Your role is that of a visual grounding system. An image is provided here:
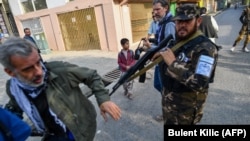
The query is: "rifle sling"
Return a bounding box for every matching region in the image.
[128,30,203,82]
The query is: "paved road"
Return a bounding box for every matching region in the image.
[0,6,249,141]
[199,6,250,125]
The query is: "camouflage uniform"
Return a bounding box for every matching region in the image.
[160,5,219,125]
[231,6,250,52]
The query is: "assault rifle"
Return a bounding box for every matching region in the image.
[109,34,174,96]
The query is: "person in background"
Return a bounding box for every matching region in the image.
[235,2,238,9]
[0,33,4,44]
[23,28,37,45]
[158,4,218,135]
[118,38,136,100]
[23,28,41,53]
[199,7,219,43]
[0,107,31,141]
[0,37,121,141]
[148,12,159,39]
[143,0,176,122]
[231,6,250,53]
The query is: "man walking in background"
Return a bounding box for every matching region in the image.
[231,6,250,53]
[199,7,219,43]
[23,28,41,53]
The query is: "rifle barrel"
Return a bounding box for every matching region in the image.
[109,34,174,96]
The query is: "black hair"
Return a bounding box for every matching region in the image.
[23,27,30,32]
[120,38,129,46]
[152,0,169,7]
[200,7,207,15]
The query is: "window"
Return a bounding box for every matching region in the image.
[34,0,47,10]
[20,0,47,13]
[21,0,34,13]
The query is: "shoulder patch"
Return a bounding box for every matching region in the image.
[195,55,215,77]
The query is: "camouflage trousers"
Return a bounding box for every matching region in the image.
[233,25,250,48]
[120,72,134,94]
[162,89,208,125]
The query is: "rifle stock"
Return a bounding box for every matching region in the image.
[109,34,174,96]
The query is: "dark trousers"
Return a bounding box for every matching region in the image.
[153,65,162,93]
[42,134,74,141]
[42,130,75,141]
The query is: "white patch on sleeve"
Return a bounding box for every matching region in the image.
[195,55,215,77]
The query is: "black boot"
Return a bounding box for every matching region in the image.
[232,42,236,47]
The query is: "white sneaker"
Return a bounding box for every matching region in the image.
[230,47,235,52]
[243,48,249,53]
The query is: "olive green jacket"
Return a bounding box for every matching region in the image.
[6,61,111,141]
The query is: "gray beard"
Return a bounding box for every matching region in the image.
[16,74,44,88]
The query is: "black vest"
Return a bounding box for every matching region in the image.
[155,13,173,45]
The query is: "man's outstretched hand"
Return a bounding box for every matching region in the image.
[99,101,121,121]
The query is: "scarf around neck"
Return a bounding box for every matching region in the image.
[9,62,66,132]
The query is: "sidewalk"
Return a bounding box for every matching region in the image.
[41,50,119,76]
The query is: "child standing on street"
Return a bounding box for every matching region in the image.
[118,38,136,100]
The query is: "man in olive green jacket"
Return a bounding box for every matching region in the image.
[0,37,121,141]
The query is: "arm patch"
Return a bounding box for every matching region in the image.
[195,55,215,78]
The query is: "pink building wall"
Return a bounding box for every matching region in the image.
[14,0,132,52]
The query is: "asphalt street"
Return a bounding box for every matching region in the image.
[0,6,249,141]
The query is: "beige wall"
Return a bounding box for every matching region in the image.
[14,0,132,52]
[112,5,133,51]
[40,15,58,51]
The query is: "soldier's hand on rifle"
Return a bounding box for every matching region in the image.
[151,52,161,61]
[160,48,176,66]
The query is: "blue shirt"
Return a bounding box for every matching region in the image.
[148,20,158,35]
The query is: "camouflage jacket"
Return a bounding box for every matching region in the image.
[5,61,110,141]
[160,32,219,94]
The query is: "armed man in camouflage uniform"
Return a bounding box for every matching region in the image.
[158,4,219,128]
[231,5,250,52]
